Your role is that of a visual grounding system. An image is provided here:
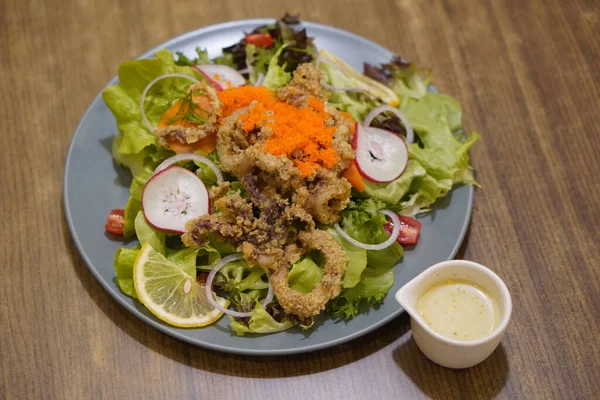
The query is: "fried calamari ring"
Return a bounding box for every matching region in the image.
[304,170,351,225]
[271,229,347,318]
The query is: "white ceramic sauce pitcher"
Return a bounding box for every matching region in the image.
[395,260,512,369]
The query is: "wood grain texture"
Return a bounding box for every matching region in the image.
[1,0,599,398]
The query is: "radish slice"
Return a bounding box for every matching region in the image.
[139,73,199,133]
[334,210,401,251]
[154,153,224,182]
[205,253,274,318]
[354,124,408,183]
[191,66,223,91]
[195,64,246,89]
[142,165,210,234]
[363,105,414,144]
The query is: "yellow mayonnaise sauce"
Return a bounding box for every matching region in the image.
[416,280,500,341]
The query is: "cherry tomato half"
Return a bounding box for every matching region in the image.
[244,33,274,48]
[105,209,125,235]
[384,215,421,245]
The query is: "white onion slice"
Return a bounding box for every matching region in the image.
[320,81,366,93]
[315,56,342,72]
[139,73,199,133]
[255,72,265,87]
[205,253,274,318]
[154,152,223,182]
[316,56,367,93]
[363,105,414,144]
[334,210,401,251]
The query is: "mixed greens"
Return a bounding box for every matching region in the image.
[103,14,479,335]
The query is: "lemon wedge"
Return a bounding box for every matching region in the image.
[133,242,228,327]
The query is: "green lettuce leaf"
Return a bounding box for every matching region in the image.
[328,264,395,320]
[245,44,277,85]
[262,45,292,91]
[212,53,237,68]
[230,303,296,336]
[165,247,199,278]
[327,229,367,288]
[362,160,427,205]
[175,48,210,66]
[338,198,390,242]
[123,197,141,238]
[134,211,165,255]
[287,257,322,293]
[391,64,432,101]
[215,260,269,293]
[402,93,464,150]
[114,246,140,298]
[121,168,152,237]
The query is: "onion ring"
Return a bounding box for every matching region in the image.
[255,72,265,87]
[139,73,199,133]
[154,152,224,182]
[334,210,401,250]
[363,105,414,144]
[205,253,274,318]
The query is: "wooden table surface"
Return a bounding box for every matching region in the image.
[2,0,599,398]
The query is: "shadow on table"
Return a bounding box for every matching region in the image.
[63,210,411,377]
[392,336,508,399]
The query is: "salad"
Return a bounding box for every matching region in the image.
[103,14,479,335]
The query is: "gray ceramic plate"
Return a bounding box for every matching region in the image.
[64,19,473,356]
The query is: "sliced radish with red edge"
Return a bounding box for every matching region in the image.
[191,66,223,91]
[194,64,246,89]
[354,124,408,183]
[142,165,210,234]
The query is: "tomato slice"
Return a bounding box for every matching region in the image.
[384,215,421,245]
[105,209,125,235]
[244,33,274,48]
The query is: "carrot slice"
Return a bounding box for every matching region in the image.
[159,94,217,154]
[166,132,217,155]
[158,95,211,129]
[195,131,217,154]
[166,139,198,154]
[343,160,366,192]
[340,111,355,125]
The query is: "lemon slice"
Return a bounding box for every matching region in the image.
[133,242,228,327]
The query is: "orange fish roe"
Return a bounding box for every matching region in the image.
[217,86,275,118]
[217,87,338,177]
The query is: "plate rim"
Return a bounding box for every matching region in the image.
[63,18,474,356]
